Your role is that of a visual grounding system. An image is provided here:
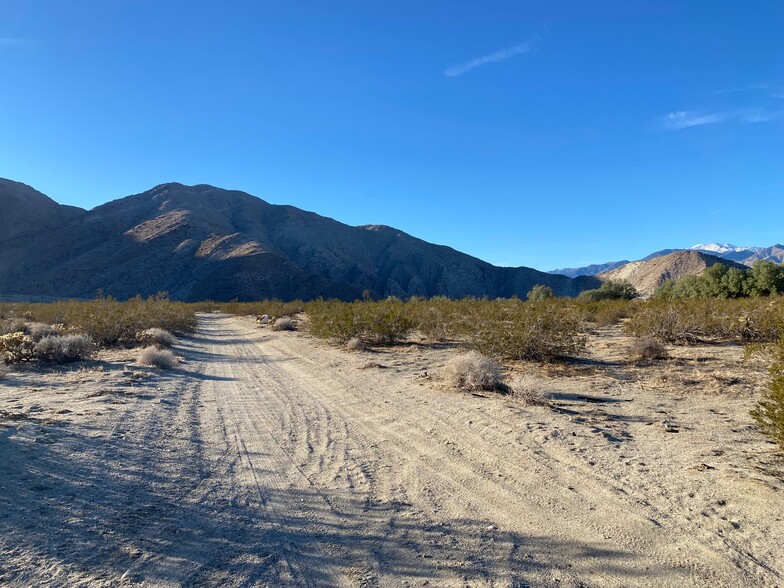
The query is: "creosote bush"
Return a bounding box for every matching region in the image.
[138,346,178,369]
[0,294,197,348]
[306,298,413,345]
[527,284,554,301]
[442,351,504,393]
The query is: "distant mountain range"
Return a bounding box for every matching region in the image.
[550,243,783,278]
[0,178,600,302]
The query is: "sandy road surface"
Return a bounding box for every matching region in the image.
[1,313,782,587]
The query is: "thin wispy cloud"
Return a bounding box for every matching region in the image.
[444,37,538,77]
[656,108,783,131]
[658,110,726,131]
[711,83,768,95]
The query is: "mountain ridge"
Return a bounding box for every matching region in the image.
[0,179,600,302]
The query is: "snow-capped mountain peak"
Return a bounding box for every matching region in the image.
[689,243,761,254]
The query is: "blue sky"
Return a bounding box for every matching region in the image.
[1,1,782,270]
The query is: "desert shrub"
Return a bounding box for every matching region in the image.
[26,322,62,341]
[629,336,668,362]
[626,298,784,344]
[137,327,177,347]
[751,335,784,452]
[527,284,554,301]
[2,294,197,347]
[306,299,413,344]
[442,351,504,392]
[0,332,35,364]
[0,319,28,336]
[211,299,305,318]
[271,317,297,331]
[463,299,585,361]
[510,373,551,405]
[138,346,178,369]
[34,334,94,363]
[578,280,639,302]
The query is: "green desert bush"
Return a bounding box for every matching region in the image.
[34,334,94,363]
[306,299,413,344]
[578,280,639,302]
[655,261,784,300]
[138,346,178,369]
[527,284,554,301]
[442,351,504,393]
[751,335,784,452]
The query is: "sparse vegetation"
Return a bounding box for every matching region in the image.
[138,346,178,369]
[306,298,413,344]
[751,335,784,452]
[626,298,784,344]
[442,351,504,393]
[345,336,367,351]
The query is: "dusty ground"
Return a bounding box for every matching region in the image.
[1,313,782,587]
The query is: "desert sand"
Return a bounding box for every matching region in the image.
[1,313,782,587]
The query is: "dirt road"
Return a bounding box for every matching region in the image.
[1,313,782,586]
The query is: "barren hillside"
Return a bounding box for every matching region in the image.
[598,251,746,297]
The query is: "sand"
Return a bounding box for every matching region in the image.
[1,313,782,586]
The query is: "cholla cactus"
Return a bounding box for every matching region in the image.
[0,332,35,364]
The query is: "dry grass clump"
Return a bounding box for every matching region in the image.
[442,351,505,393]
[509,373,552,406]
[137,327,177,347]
[345,336,367,351]
[271,317,297,331]
[138,346,178,369]
[34,334,94,363]
[629,336,668,362]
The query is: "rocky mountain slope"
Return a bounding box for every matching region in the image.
[547,260,629,278]
[598,250,747,298]
[0,180,600,301]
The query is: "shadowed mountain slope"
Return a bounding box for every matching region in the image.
[0,181,600,301]
[0,179,84,243]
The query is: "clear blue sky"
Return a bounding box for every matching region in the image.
[1,1,782,270]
